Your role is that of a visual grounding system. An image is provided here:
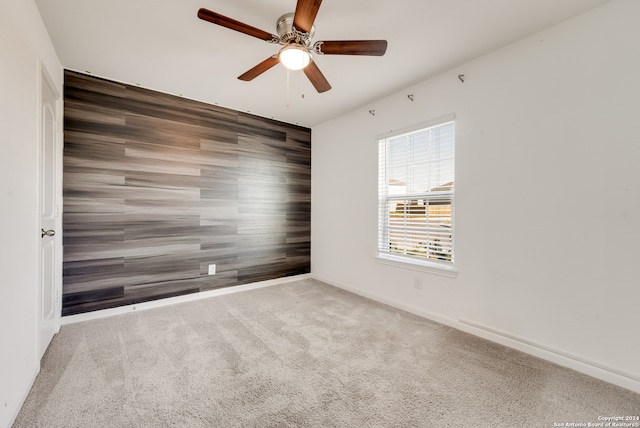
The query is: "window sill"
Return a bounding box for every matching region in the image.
[375,254,458,278]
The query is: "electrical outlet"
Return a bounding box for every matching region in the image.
[208,264,216,275]
[414,277,422,290]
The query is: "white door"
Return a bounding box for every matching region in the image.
[39,73,60,359]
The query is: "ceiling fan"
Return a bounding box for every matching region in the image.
[197,0,388,93]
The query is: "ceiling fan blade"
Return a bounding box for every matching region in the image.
[303,61,331,93]
[198,8,277,41]
[315,40,388,56]
[293,0,323,33]
[238,56,280,81]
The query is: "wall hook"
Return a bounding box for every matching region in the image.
[458,74,465,83]
[407,94,414,101]
[369,110,376,116]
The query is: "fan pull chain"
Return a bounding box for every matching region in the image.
[286,68,290,107]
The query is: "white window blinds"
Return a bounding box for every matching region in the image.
[378,120,455,266]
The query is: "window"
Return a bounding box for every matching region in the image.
[377,118,455,271]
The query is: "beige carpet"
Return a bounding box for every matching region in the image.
[14,278,639,427]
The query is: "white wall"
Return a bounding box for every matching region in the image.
[312,0,640,393]
[0,1,62,426]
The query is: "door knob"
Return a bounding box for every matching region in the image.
[41,229,55,238]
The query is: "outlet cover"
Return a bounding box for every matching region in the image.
[208,264,216,275]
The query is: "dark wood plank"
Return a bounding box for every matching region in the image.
[62,70,311,315]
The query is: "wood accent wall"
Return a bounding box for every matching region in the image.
[62,71,311,316]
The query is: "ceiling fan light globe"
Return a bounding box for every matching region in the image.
[279,45,311,70]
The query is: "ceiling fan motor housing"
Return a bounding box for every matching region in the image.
[277,13,315,46]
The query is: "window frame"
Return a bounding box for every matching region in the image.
[375,114,457,277]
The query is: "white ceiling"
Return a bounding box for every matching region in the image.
[35,0,609,128]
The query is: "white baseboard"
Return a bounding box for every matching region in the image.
[3,361,39,428]
[313,274,460,328]
[62,274,311,325]
[312,274,640,394]
[456,319,640,393]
